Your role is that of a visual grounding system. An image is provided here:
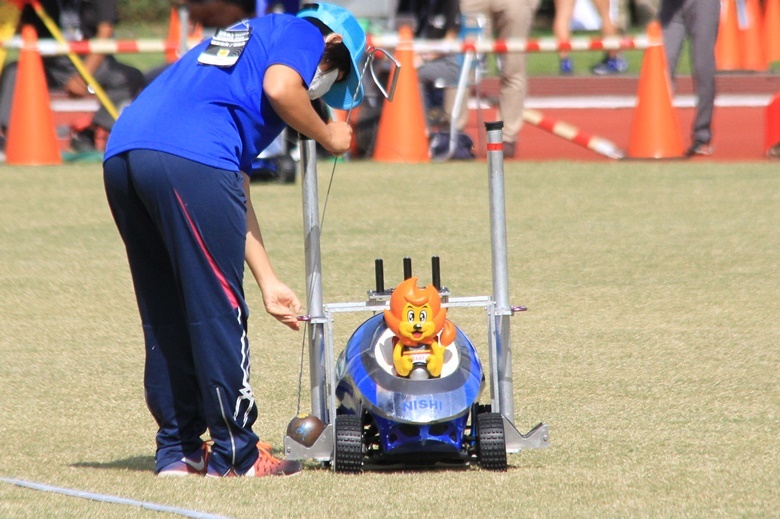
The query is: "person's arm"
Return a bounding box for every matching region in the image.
[263,64,352,155]
[243,172,302,330]
[64,21,112,97]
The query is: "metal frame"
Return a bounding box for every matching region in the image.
[284,123,549,462]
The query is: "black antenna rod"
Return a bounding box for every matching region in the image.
[375,258,384,293]
[431,255,441,290]
[403,257,412,280]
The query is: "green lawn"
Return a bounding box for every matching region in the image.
[0,159,777,518]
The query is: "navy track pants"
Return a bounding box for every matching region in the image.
[104,150,259,475]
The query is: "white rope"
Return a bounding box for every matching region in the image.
[1,477,233,519]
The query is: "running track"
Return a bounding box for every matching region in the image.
[49,73,778,162]
[468,74,779,161]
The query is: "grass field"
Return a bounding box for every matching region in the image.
[0,159,778,518]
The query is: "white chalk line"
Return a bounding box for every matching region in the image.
[1,477,234,519]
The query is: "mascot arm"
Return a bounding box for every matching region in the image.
[426,340,446,378]
[393,339,413,377]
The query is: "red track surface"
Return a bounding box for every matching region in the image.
[49,74,778,161]
[466,74,778,161]
[465,105,767,161]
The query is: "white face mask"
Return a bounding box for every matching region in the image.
[307,66,339,100]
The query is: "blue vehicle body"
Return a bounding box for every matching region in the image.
[335,313,485,461]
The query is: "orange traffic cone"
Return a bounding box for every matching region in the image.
[764,0,780,63]
[740,0,767,71]
[627,21,684,159]
[166,7,202,63]
[715,0,743,71]
[372,26,429,163]
[5,25,61,165]
[191,20,203,41]
[165,7,180,63]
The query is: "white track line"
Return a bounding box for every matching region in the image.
[51,94,770,114]
[1,477,233,519]
[524,94,772,109]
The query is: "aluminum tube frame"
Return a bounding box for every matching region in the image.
[291,127,549,458]
[485,121,515,423]
[299,136,328,423]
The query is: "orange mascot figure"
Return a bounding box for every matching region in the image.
[383,277,456,378]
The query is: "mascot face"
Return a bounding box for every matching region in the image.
[398,301,436,343]
[384,277,447,346]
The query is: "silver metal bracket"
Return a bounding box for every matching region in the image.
[284,424,334,462]
[503,419,551,453]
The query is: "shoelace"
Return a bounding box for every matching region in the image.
[252,446,287,476]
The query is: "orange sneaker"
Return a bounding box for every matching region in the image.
[206,442,302,477]
[244,442,302,476]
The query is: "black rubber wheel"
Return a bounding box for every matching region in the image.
[334,415,364,474]
[275,155,297,184]
[477,412,507,471]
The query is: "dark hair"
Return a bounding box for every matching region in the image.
[302,17,351,82]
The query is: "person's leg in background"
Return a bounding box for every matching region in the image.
[659,0,687,78]
[590,0,629,74]
[460,0,538,157]
[490,0,539,157]
[417,54,463,129]
[553,0,576,74]
[684,0,719,154]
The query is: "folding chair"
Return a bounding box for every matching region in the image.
[431,12,487,161]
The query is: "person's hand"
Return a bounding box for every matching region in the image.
[261,279,302,331]
[64,74,88,97]
[322,120,353,156]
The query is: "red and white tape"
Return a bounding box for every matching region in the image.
[0,34,658,56]
[366,34,658,54]
[523,109,625,159]
[0,37,193,55]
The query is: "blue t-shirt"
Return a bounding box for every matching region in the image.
[105,15,323,172]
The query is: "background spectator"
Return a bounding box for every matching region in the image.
[0,0,145,153]
[553,0,628,75]
[659,0,719,156]
[460,0,539,157]
[399,0,465,131]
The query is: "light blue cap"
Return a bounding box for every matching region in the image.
[297,3,365,110]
